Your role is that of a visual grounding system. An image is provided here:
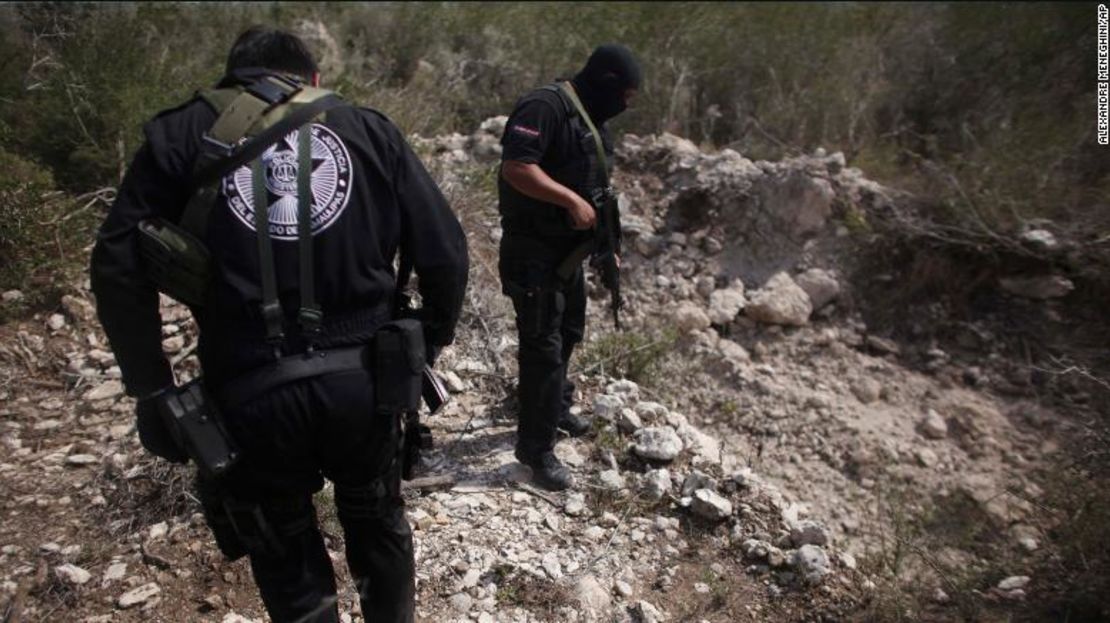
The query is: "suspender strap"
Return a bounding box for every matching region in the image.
[251,157,284,345]
[558,81,610,183]
[296,125,322,340]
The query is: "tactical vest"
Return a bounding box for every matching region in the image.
[137,73,344,353]
[498,82,613,239]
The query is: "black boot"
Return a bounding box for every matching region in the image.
[557,412,592,437]
[515,449,575,491]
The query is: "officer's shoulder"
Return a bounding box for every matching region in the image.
[147,93,216,127]
[325,103,401,137]
[517,86,567,113]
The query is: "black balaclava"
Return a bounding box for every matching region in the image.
[570,44,642,124]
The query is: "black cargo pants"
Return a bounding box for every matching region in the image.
[499,240,587,459]
[197,368,414,623]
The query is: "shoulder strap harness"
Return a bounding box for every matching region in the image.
[182,74,344,356]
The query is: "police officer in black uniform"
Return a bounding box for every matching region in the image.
[499,45,641,491]
[90,27,468,622]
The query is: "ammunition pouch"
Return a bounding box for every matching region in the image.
[137,218,212,308]
[154,379,239,478]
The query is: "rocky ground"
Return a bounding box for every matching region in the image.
[0,120,1077,622]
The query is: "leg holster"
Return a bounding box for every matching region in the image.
[198,477,313,560]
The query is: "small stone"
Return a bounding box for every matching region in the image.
[599,512,620,528]
[614,579,634,598]
[54,563,92,585]
[792,545,831,583]
[680,471,717,497]
[83,380,123,402]
[564,496,586,517]
[1020,229,1058,251]
[850,378,882,404]
[605,379,640,400]
[460,568,481,589]
[598,469,625,490]
[616,408,643,434]
[441,371,466,393]
[745,273,812,327]
[1000,275,1073,299]
[707,281,746,325]
[997,576,1030,591]
[795,268,840,310]
[573,575,611,612]
[202,594,224,610]
[915,447,939,468]
[541,552,562,579]
[694,582,711,594]
[790,520,830,547]
[641,469,672,500]
[65,454,98,466]
[118,582,161,608]
[47,314,67,331]
[633,600,666,623]
[1018,537,1039,552]
[866,335,901,356]
[690,488,732,521]
[1,290,24,304]
[148,522,168,541]
[933,587,950,603]
[671,301,712,333]
[632,426,684,462]
[448,592,472,613]
[583,526,605,541]
[838,552,857,570]
[919,410,948,439]
[593,394,625,420]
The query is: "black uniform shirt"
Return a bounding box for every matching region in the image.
[90,73,469,394]
[498,85,613,245]
[501,87,613,177]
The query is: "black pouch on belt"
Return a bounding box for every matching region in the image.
[156,379,240,478]
[373,319,425,413]
[137,218,211,308]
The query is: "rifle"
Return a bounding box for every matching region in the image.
[556,186,623,330]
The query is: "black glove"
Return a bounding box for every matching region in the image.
[135,389,188,463]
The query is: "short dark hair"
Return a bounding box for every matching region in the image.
[225,26,318,80]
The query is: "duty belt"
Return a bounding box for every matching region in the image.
[217,344,370,410]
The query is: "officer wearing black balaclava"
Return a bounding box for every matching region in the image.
[498,44,642,491]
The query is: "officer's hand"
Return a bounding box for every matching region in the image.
[567,196,597,230]
[135,389,188,463]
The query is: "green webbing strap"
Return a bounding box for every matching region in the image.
[179,88,343,238]
[558,81,611,182]
[554,82,611,281]
[296,124,322,341]
[251,157,283,345]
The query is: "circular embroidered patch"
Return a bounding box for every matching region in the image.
[223,124,353,240]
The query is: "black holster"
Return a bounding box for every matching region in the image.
[373,319,430,480]
[155,379,239,478]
